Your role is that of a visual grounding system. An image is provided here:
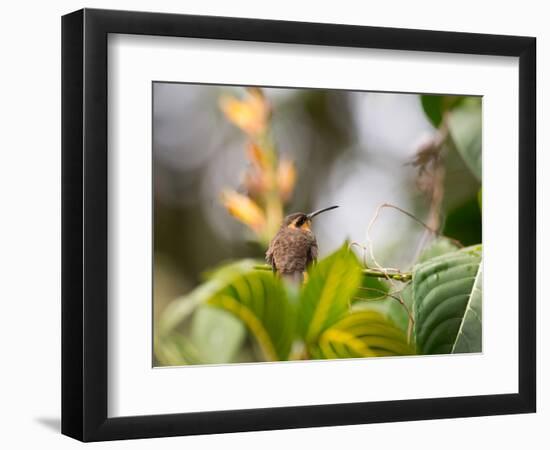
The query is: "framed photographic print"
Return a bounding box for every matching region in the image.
[61,8,536,442]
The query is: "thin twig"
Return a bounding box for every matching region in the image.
[370,203,439,237]
[365,202,436,289]
[354,287,415,344]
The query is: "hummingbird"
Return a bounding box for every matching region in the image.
[265,206,339,283]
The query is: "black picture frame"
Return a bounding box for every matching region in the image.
[61,8,536,442]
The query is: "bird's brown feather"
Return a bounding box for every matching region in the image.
[266,226,317,276]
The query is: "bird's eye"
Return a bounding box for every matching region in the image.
[296,216,306,227]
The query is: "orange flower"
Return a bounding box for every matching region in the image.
[242,172,267,198]
[276,158,297,202]
[244,142,276,195]
[221,190,266,232]
[219,88,270,137]
[247,142,270,171]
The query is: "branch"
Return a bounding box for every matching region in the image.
[362,268,412,282]
[253,264,412,282]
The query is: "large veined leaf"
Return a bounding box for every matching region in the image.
[208,270,295,361]
[452,264,482,353]
[297,245,363,344]
[448,98,482,181]
[413,245,482,355]
[310,311,415,359]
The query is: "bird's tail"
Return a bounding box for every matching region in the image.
[281,271,304,285]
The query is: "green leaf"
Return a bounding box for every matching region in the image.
[190,306,246,364]
[352,278,411,337]
[452,264,482,353]
[158,259,258,335]
[158,259,295,362]
[154,332,203,366]
[389,283,414,338]
[448,98,482,181]
[418,237,461,263]
[421,95,465,128]
[311,311,416,359]
[443,196,482,246]
[208,270,296,361]
[298,245,363,343]
[413,245,482,354]
[421,95,445,128]
[353,275,389,301]
[477,188,482,210]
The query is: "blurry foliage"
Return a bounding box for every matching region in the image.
[208,266,296,361]
[154,88,483,366]
[156,243,482,364]
[443,196,482,246]
[420,94,482,184]
[298,245,362,344]
[421,96,446,128]
[190,306,246,364]
[417,236,461,263]
[311,310,415,359]
[448,98,482,181]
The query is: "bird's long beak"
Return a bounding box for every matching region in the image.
[307,205,339,219]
